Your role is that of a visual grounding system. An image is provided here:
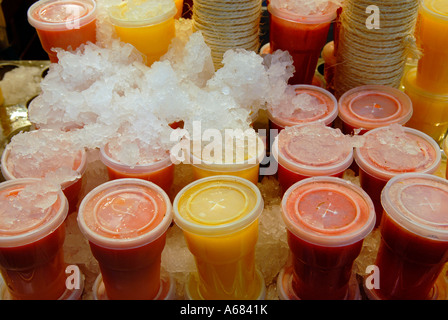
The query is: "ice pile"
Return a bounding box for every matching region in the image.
[0,66,43,106]
[270,0,342,16]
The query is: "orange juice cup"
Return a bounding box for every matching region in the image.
[279,176,376,300]
[444,136,448,179]
[338,85,413,136]
[415,0,448,94]
[108,0,176,66]
[354,125,441,227]
[272,122,353,194]
[100,143,174,196]
[27,0,97,63]
[77,179,174,300]
[321,41,336,94]
[173,175,265,300]
[174,0,184,19]
[366,173,448,300]
[0,178,83,300]
[403,67,448,145]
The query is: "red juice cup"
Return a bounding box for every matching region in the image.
[0,178,83,300]
[367,173,448,300]
[27,0,97,63]
[272,122,353,194]
[279,176,376,300]
[100,143,175,196]
[338,85,413,135]
[354,125,441,228]
[77,178,174,300]
[268,0,339,85]
[267,84,338,133]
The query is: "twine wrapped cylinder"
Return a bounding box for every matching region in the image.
[334,0,420,98]
[193,0,262,69]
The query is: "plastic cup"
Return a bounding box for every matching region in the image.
[1,134,87,214]
[272,122,353,193]
[108,0,176,66]
[174,0,183,19]
[100,143,174,196]
[268,1,339,85]
[173,175,265,300]
[321,41,336,94]
[280,176,376,300]
[415,0,448,94]
[77,178,173,300]
[267,84,338,132]
[189,135,265,185]
[444,136,448,179]
[403,67,448,145]
[27,0,97,63]
[0,178,83,300]
[367,173,448,300]
[354,125,441,227]
[338,85,413,135]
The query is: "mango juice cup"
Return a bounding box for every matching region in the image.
[403,67,448,145]
[279,176,376,300]
[0,178,83,300]
[77,179,174,300]
[354,125,441,228]
[366,173,448,300]
[272,122,353,194]
[173,175,265,300]
[415,0,448,94]
[338,85,413,135]
[108,0,176,66]
[27,0,97,63]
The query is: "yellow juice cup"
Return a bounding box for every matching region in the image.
[108,0,176,66]
[415,0,448,93]
[174,0,183,19]
[403,67,448,145]
[173,175,265,300]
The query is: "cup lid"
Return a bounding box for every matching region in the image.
[27,0,97,31]
[403,68,448,100]
[173,175,264,236]
[267,85,338,128]
[267,0,339,24]
[338,85,413,131]
[381,173,448,241]
[354,125,441,181]
[108,0,176,27]
[0,178,68,248]
[77,178,172,249]
[281,176,376,247]
[273,122,353,176]
[422,0,448,19]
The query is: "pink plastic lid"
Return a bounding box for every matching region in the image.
[354,125,441,181]
[28,0,97,31]
[282,176,376,247]
[268,0,339,24]
[273,122,353,176]
[381,173,448,241]
[268,85,338,128]
[0,178,68,248]
[77,179,172,249]
[338,85,413,131]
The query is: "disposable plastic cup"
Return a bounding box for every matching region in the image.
[268,1,339,85]
[108,0,176,66]
[321,41,336,94]
[368,173,448,300]
[27,0,97,63]
[444,136,448,179]
[100,143,174,196]
[189,135,265,185]
[338,85,413,135]
[174,0,183,19]
[280,176,376,300]
[267,84,338,132]
[354,125,441,227]
[1,134,87,214]
[272,122,353,193]
[77,178,173,300]
[173,175,265,300]
[403,67,448,145]
[415,0,448,94]
[0,178,83,300]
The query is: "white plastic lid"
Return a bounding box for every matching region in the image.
[381,173,448,241]
[422,0,448,20]
[77,178,172,249]
[0,178,68,248]
[108,0,176,27]
[27,0,97,31]
[281,176,376,247]
[268,0,339,24]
